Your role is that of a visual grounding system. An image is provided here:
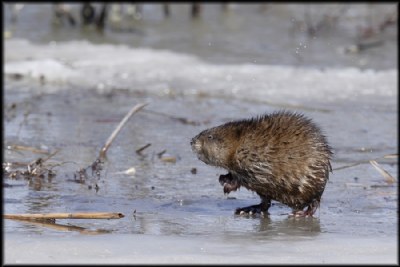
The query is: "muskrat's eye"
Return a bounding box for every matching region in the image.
[208,134,213,140]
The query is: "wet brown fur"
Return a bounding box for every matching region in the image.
[191,111,333,215]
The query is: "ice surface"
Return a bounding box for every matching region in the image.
[4,232,397,264]
[4,39,397,106]
[4,38,398,264]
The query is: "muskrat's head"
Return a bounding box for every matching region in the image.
[191,123,241,169]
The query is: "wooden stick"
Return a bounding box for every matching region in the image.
[7,145,50,155]
[383,154,398,159]
[369,160,396,184]
[334,161,364,171]
[41,149,61,163]
[4,212,125,220]
[334,153,397,171]
[99,102,148,159]
[136,143,151,154]
[143,109,201,125]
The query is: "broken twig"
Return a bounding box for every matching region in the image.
[4,212,125,221]
[136,143,151,155]
[369,160,396,184]
[7,145,50,155]
[99,102,148,159]
[334,153,397,171]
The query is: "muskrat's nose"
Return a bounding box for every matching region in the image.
[191,137,202,151]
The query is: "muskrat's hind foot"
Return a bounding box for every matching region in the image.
[290,199,320,218]
[235,204,266,216]
[235,199,271,216]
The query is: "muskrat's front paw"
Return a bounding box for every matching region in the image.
[234,204,268,216]
[219,173,240,194]
[219,173,233,185]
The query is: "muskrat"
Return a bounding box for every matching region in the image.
[190,111,332,217]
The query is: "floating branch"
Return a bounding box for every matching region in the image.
[4,212,125,222]
[136,143,151,155]
[99,102,148,159]
[369,160,396,184]
[35,149,60,164]
[160,156,177,163]
[157,149,167,158]
[7,145,51,155]
[333,153,397,171]
[69,102,147,188]
[383,154,398,159]
[334,161,363,171]
[143,109,202,125]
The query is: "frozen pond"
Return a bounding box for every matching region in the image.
[3,3,398,264]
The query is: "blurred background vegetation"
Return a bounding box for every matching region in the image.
[4,3,398,69]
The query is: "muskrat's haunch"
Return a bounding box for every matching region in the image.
[191,111,333,217]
